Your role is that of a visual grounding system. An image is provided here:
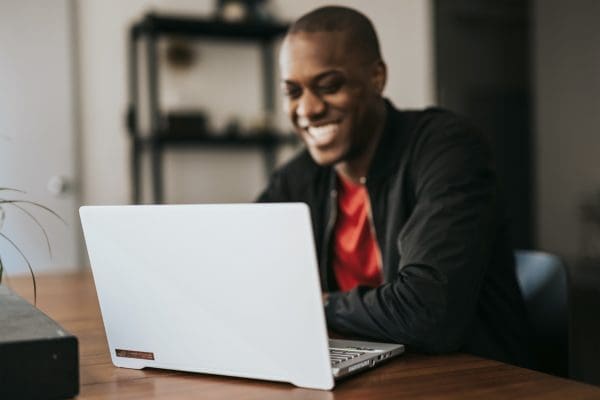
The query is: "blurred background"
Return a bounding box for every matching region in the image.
[0,0,599,385]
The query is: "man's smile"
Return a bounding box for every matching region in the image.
[298,119,343,147]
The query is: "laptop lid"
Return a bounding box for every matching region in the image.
[80,203,334,390]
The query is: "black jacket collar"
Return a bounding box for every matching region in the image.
[366,99,408,182]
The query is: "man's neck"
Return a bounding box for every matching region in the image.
[335,99,386,184]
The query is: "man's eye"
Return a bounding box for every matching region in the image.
[318,82,342,94]
[283,86,301,99]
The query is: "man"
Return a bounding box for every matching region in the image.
[258,6,532,368]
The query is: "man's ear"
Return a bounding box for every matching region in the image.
[372,60,387,95]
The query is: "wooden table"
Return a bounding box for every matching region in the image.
[8,272,600,399]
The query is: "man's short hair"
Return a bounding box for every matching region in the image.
[288,6,382,63]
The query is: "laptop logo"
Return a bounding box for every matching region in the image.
[115,349,155,360]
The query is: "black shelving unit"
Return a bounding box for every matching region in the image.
[127,13,294,204]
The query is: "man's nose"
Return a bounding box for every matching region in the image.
[296,90,325,120]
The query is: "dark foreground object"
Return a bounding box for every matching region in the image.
[0,284,79,399]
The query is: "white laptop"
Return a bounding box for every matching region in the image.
[80,203,404,390]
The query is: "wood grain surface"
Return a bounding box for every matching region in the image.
[6,272,600,399]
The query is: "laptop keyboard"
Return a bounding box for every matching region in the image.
[329,347,368,366]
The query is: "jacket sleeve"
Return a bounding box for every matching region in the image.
[325,119,498,353]
[256,169,291,203]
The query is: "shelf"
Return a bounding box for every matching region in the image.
[135,132,298,148]
[132,14,289,41]
[128,12,290,203]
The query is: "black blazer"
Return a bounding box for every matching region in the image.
[258,100,533,368]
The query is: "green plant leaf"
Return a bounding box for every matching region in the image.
[0,231,37,305]
[0,199,66,225]
[7,203,53,258]
[0,188,26,193]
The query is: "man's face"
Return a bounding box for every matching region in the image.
[279,31,385,166]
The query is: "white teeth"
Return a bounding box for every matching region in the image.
[297,117,310,129]
[307,123,338,141]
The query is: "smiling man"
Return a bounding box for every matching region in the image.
[258,6,532,367]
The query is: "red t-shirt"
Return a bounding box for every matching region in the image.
[333,175,383,292]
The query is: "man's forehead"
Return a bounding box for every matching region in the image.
[280,31,356,72]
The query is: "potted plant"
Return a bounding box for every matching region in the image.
[0,187,64,304]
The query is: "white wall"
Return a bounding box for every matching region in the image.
[77,0,434,206]
[0,0,80,274]
[534,0,600,263]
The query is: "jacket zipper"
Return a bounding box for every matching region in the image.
[321,186,338,291]
[365,179,384,282]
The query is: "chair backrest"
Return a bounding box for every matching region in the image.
[514,250,569,377]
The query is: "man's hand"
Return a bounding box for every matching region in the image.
[322,292,330,306]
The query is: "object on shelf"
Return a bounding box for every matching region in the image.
[163,111,208,136]
[215,0,274,23]
[165,38,197,70]
[224,117,242,137]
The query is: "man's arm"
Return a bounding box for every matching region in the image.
[325,120,498,353]
[256,169,291,203]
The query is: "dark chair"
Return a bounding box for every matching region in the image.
[514,250,569,377]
